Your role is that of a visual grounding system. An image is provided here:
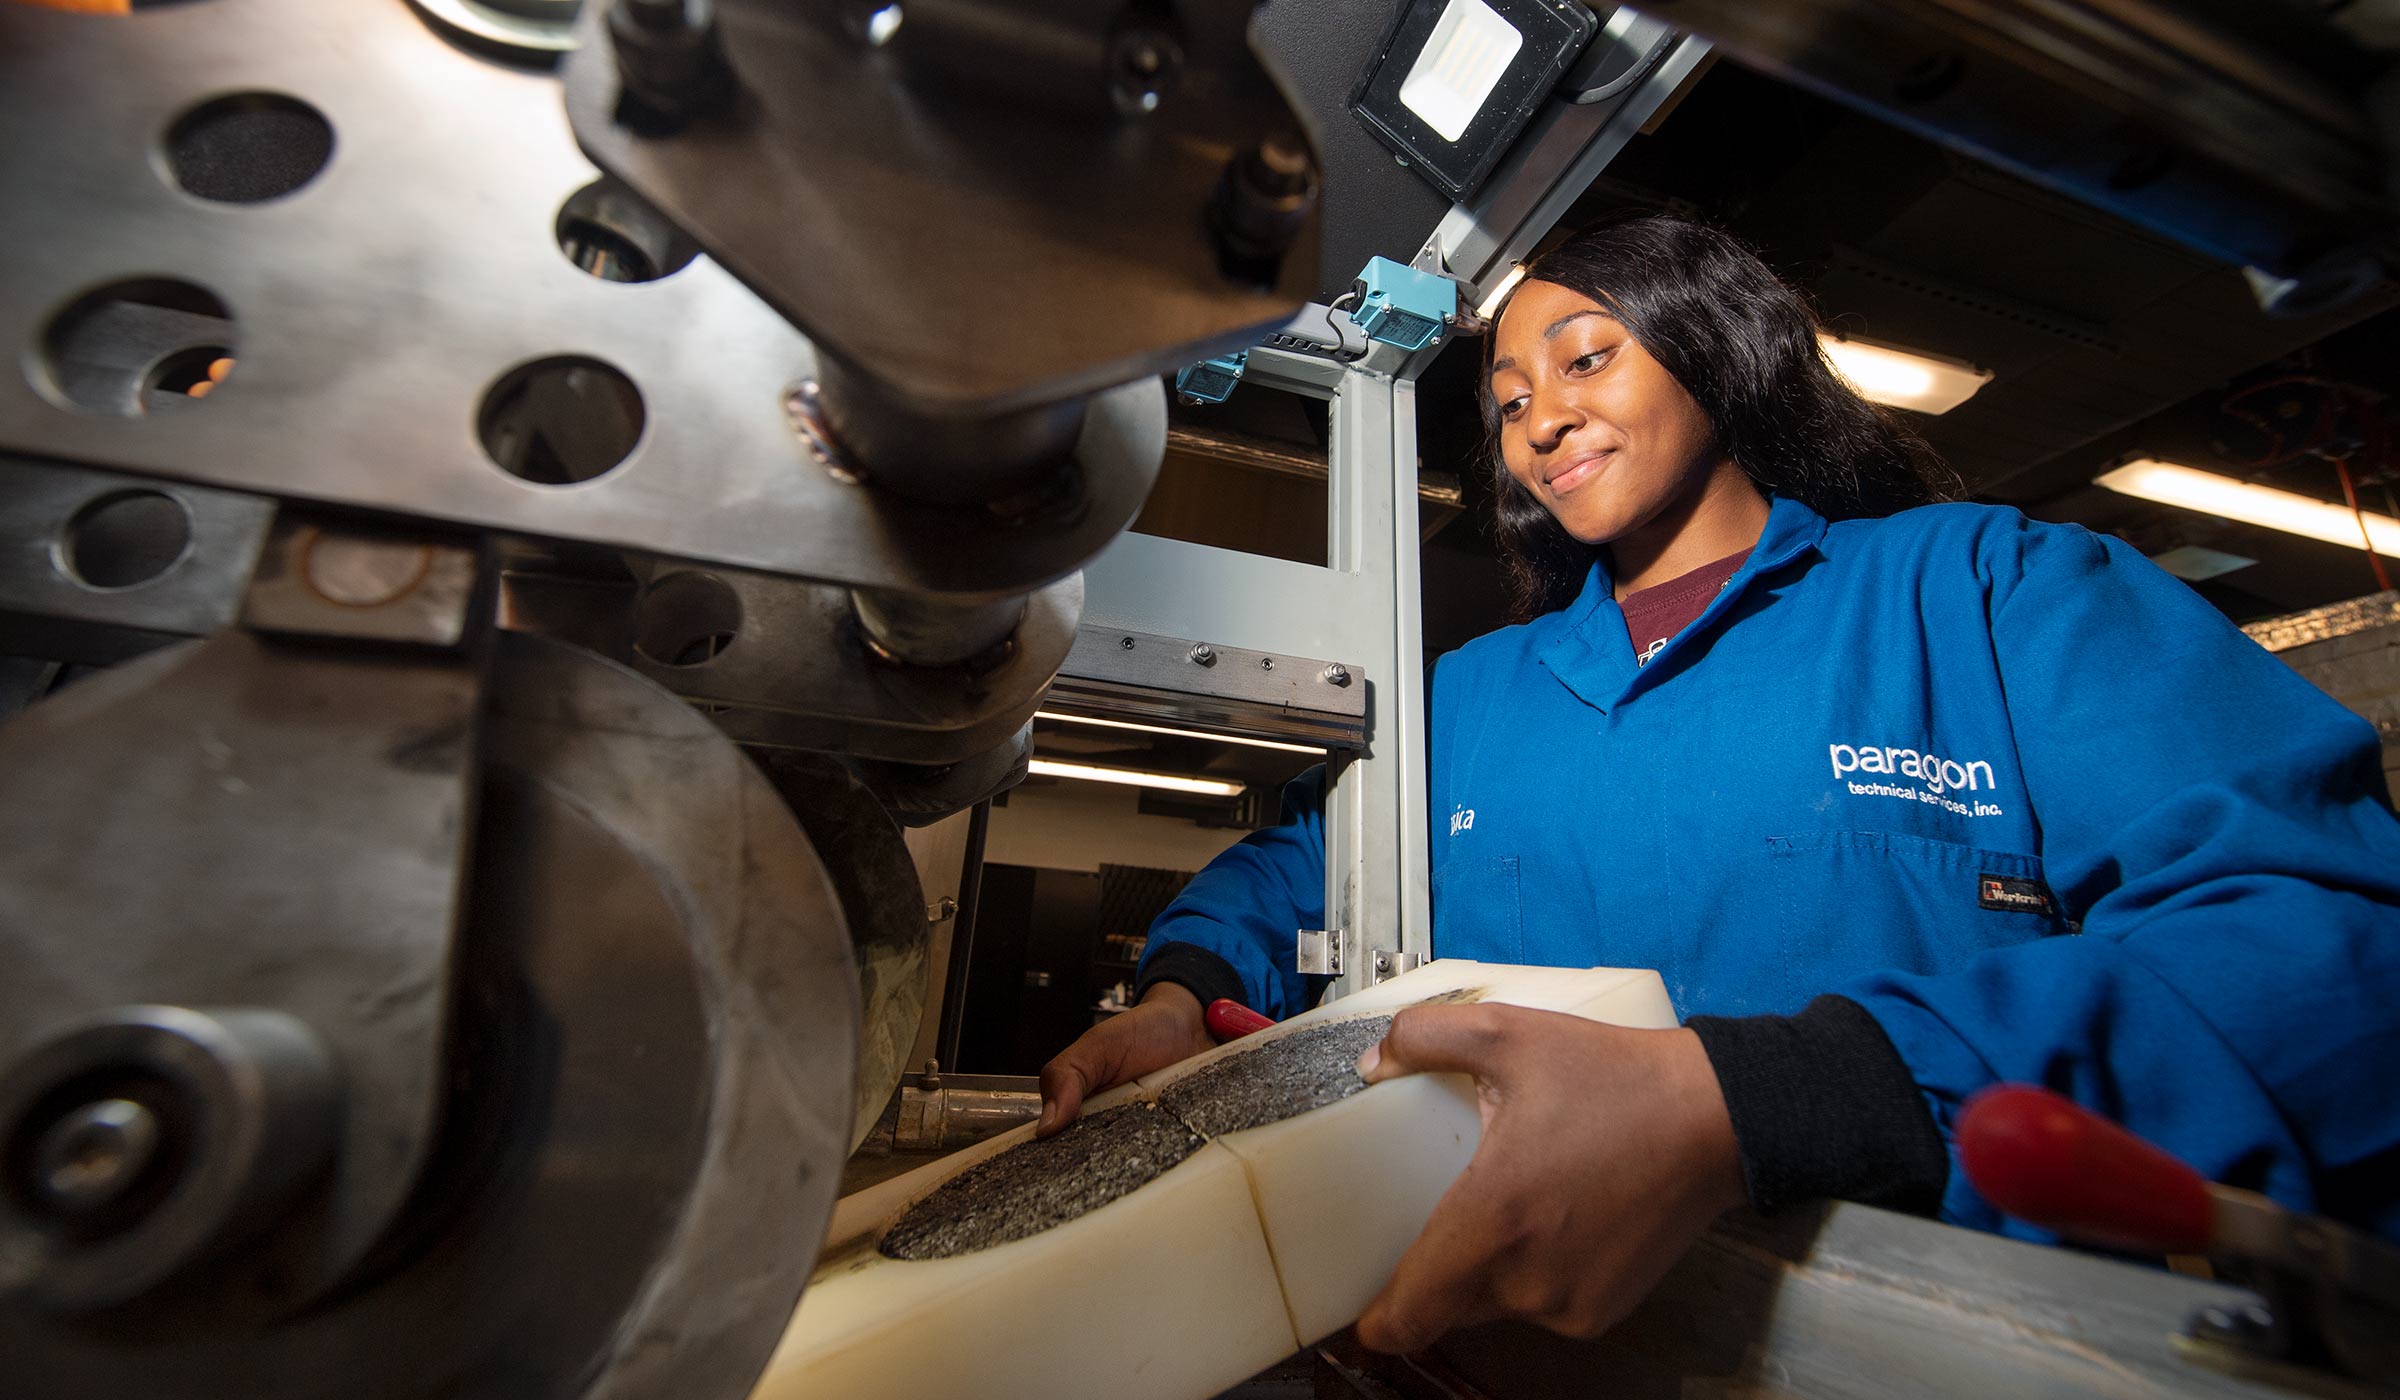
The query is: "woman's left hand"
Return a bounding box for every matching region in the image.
[1352,1005,1749,1353]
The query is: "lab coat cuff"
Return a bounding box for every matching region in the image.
[1135,941,1249,1012]
[1688,994,1950,1217]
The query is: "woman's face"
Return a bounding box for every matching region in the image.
[1488,279,1725,546]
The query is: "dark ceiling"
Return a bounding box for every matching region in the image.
[1417,57,2400,636]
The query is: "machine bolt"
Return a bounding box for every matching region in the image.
[1188,643,1215,666]
[2188,1301,2281,1354]
[1209,133,1318,284]
[610,0,733,129]
[1248,136,1312,197]
[1321,663,1350,686]
[32,1098,161,1214]
[1107,27,1182,116]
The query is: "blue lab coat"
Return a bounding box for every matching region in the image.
[1138,494,2400,1238]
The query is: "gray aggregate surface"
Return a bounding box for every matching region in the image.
[877,1011,1410,1261]
[878,1104,1200,1260]
[1157,1014,1394,1139]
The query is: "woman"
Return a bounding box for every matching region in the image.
[1037,215,2400,1352]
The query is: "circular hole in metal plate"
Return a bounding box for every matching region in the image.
[57,490,194,590]
[633,572,742,667]
[161,93,334,204]
[555,177,700,283]
[33,279,237,417]
[406,0,583,62]
[476,355,644,485]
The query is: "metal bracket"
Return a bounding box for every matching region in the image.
[1296,928,1341,977]
[1372,949,1425,983]
[1051,624,1368,750]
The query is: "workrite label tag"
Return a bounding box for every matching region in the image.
[1978,874,2056,917]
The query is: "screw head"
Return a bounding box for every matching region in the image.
[1321,663,1350,686]
[1259,657,1274,671]
[1119,635,1136,650]
[1188,644,1215,666]
[33,1098,161,1214]
[301,531,433,608]
[2188,1300,2280,1352]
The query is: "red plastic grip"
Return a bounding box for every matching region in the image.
[1957,1084,2216,1254]
[1204,999,1276,1043]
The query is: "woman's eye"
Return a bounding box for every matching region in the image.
[1499,396,1528,419]
[1568,349,1609,374]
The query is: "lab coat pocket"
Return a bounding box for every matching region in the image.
[1765,830,2064,1005]
[1430,855,1523,964]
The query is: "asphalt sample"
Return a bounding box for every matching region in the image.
[878,1103,1201,1260]
[1156,1013,1394,1139]
[878,1010,1416,1260]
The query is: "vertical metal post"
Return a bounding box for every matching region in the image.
[933,800,993,1070]
[1320,364,1431,998]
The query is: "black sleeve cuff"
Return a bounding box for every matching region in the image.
[1687,994,1949,1217]
[1135,941,1248,1011]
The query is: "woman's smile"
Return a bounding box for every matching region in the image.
[1544,448,1616,495]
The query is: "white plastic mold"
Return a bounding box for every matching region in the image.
[759,960,1677,1399]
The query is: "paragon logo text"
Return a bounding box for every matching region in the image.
[1829,743,2005,817]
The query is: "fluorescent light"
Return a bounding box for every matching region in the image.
[1475,263,1527,322]
[1035,711,1323,755]
[1028,759,1247,798]
[1399,0,1522,142]
[2097,458,2400,558]
[1819,334,1992,415]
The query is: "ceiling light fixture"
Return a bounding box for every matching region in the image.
[1819,333,1993,415]
[2096,458,2400,557]
[1027,759,1248,798]
[1034,711,1324,755]
[1351,0,1599,200]
[1475,263,1528,322]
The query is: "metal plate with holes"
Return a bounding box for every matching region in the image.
[0,0,1158,596]
[1049,625,1367,748]
[0,455,273,661]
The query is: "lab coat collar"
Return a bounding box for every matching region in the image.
[1538,493,1828,713]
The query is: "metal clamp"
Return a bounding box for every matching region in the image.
[1296,928,1341,977]
[1371,950,1424,983]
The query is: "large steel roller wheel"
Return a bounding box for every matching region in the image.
[0,631,863,1400]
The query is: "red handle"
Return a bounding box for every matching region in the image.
[1958,1085,2216,1254]
[1204,999,1276,1043]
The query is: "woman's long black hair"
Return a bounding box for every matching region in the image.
[1483,213,1960,619]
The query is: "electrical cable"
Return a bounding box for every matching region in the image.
[2334,457,2393,593]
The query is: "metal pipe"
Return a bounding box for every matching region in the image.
[812,354,1088,509]
[851,586,1027,669]
[893,1084,1042,1151]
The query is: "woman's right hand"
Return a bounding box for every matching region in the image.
[1035,981,1216,1136]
